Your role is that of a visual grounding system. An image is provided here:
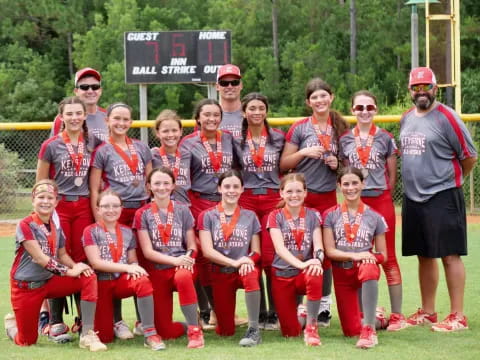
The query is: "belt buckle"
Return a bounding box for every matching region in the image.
[342,261,354,269]
[64,195,79,202]
[220,266,237,274]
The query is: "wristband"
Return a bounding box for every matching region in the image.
[248,251,260,264]
[186,249,197,259]
[45,258,68,276]
[372,252,385,264]
[314,249,325,264]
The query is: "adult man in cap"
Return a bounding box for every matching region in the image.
[400,67,477,332]
[50,67,107,142]
[216,64,243,140]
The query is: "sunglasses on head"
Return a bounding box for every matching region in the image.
[76,84,101,91]
[410,84,434,92]
[353,104,377,112]
[218,79,241,87]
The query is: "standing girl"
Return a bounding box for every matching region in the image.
[135,167,204,349]
[323,167,387,349]
[82,189,163,350]
[280,78,349,326]
[5,180,105,352]
[198,170,262,347]
[235,93,285,329]
[151,109,190,205]
[90,102,152,338]
[37,96,98,341]
[339,90,405,330]
[267,173,324,346]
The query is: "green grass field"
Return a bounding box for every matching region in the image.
[1,226,480,360]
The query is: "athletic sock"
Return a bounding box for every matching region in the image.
[322,267,332,297]
[48,297,65,324]
[388,283,403,314]
[113,298,122,323]
[245,290,261,329]
[181,303,199,326]
[137,296,155,331]
[361,280,378,327]
[80,300,96,333]
[306,299,321,324]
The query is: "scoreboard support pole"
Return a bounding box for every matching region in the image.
[207,84,218,101]
[139,84,149,145]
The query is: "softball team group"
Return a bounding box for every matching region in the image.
[4,66,470,353]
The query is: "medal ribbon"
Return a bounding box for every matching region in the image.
[353,124,377,167]
[217,203,241,242]
[246,126,268,168]
[109,136,139,177]
[311,115,333,152]
[31,213,57,256]
[157,146,181,178]
[282,206,306,251]
[341,201,366,243]
[62,131,85,176]
[99,221,123,263]
[151,200,175,245]
[200,130,222,172]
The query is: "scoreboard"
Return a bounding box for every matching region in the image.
[124,30,232,84]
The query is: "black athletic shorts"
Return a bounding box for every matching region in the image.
[402,187,467,258]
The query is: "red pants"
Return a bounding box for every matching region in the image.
[362,190,402,285]
[95,274,153,343]
[305,190,337,270]
[57,197,93,262]
[332,263,380,336]
[211,268,260,336]
[188,192,219,286]
[149,267,197,339]
[271,270,323,337]
[119,207,139,227]
[10,274,97,346]
[239,189,280,267]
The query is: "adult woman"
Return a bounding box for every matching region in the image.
[90,102,152,338]
[339,90,405,330]
[82,189,163,349]
[280,78,349,325]
[198,170,262,347]
[323,167,387,349]
[179,99,236,326]
[151,109,190,205]
[234,92,285,329]
[135,167,204,349]
[5,180,105,352]
[37,96,98,341]
[268,173,324,346]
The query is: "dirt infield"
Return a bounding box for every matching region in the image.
[1,216,479,238]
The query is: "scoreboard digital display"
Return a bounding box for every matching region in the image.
[124,30,232,84]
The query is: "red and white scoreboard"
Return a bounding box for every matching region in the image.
[124,30,232,84]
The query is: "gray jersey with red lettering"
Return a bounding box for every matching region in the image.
[133,202,194,270]
[400,103,477,202]
[50,109,108,143]
[198,207,260,260]
[267,207,322,270]
[324,205,387,253]
[234,128,285,189]
[219,109,243,140]
[285,117,339,192]
[12,216,66,282]
[179,131,235,195]
[82,223,136,279]
[92,139,152,201]
[151,147,191,204]
[339,128,398,190]
[39,135,94,196]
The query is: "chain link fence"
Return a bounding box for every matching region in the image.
[1,120,479,220]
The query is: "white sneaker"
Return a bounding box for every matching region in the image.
[114,320,134,340]
[79,329,107,352]
[317,295,332,327]
[4,313,18,341]
[133,320,144,336]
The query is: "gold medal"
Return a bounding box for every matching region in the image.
[132,179,140,187]
[296,253,304,261]
[74,177,83,187]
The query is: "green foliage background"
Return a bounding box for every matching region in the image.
[0,0,479,123]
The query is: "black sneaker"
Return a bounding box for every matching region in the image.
[317,310,332,328]
[199,310,214,330]
[38,311,49,335]
[239,327,261,347]
[258,312,268,330]
[264,312,279,331]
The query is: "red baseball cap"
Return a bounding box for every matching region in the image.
[409,67,437,87]
[75,67,102,86]
[217,64,241,81]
